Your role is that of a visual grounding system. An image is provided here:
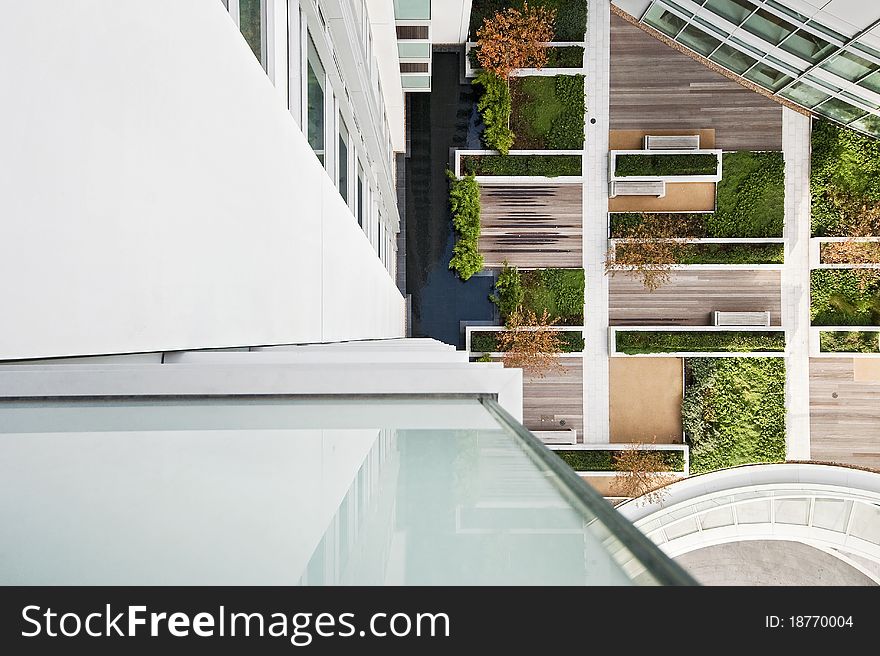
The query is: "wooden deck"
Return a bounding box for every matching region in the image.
[609,270,782,326]
[479,184,582,268]
[513,357,584,443]
[610,15,782,151]
[609,128,716,150]
[810,358,880,470]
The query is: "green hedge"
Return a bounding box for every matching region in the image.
[547,45,585,67]
[812,119,880,237]
[616,331,785,354]
[521,268,585,325]
[819,331,880,353]
[811,269,880,325]
[471,330,584,353]
[461,154,582,177]
[714,151,785,237]
[683,358,785,474]
[510,75,585,150]
[615,153,718,177]
[489,263,524,318]
[610,213,710,238]
[474,70,514,155]
[553,449,685,472]
[676,243,784,265]
[468,1,587,41]
[447,172,484,280]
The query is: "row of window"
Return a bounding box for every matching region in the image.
[642,0,880,137]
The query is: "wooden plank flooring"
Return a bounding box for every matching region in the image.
[810,358,880,469]
[610,15,782,151]
[609,270,782,326]
[519,357,584,443]
[479,184,582,269]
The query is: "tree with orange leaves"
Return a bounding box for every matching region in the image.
[476,3,556,80]
[496,307,564,378]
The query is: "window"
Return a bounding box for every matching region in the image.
[702,0,754,26]
[643,5,687,38]
[858,71,880,94]
[357,164,365,228]
[393,0,431,20]
[849,114,880,137]
[677,24,722,56]
[710,44,757,74]
[398,42,431,58]
[821,50,879,82]
[743,61,793,91]
[306,35,326,165]
[239,0,265,66]
[742,8,795,45]
[400,62,430,73]
[780,81,830,108]
[338,117,349,204]
[779,29,835,64]
[396,25,429,39]
[813,97,868,125]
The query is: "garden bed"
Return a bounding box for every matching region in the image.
[714,151,784,237]
[616,331,785,354]
[519,268,585,325]
[819,331,880,353]
[469,0,588,41]
[819,241,880,265]
[552,449,685,472]
[614,153,718,177]
[460,154,582,177]
[614,242,784,265]
[683,358,786,475]
[471,330,584,353]
[811,269,880,326]
[610,213,710,238]
[811,119,880,237]
[468,44,584,71]
[447,172,483,280]
[509,75,585,150]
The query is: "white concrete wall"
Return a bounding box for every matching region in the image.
[432,0,472,43]
[0,0,404,361]
[367,0,406,152]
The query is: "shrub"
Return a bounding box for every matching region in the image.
[811,269,880,325]
[474,70,515,154]
[490,263,524,317]
[819,331,880,353]
[683,358,786,474]
[553,449,685,472]
[461,154,582,177]
[610,213,709,238]
[471,329,583,353]
[712,151,784,237]
[520,268,585,324]
[546,45,584,68]
[614,153,718,177]
[468,1,587,41]
[673,243,784,265]
[447,171,484,279]
[510,75,584,149]
[616,331,785,354]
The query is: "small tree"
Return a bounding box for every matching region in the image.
[610,444,677,505]
[490,261,524,319]
[476,3,556,81]
[497,308,563,378]
[605,217,694,292]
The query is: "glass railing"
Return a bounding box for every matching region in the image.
[0,396,694,585]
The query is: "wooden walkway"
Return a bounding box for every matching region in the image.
[519,357,584,443]
[479,184,582,269]
[610,14,782,151]
[609,270,782,326]
[810,358,880,470]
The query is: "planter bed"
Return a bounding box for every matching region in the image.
[553,449,685,473]
[819,330,880,353]
[610,212,710,238]
[509,75,585,150]
[520,268,585,325]
[811,269,880,326]
[471,330,584,353]
[715,151,784,237]
[820,241,880,265]
[614,153,718,177]
[468,45,584,71]
[469,1,588,41]
[461,154,582,177]
[616,331,785,354]
[614,242,784,265]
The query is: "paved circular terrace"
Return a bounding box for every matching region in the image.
[617,464,880,585]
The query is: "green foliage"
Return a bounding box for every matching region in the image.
[546,45,585,68]
[461,154,582,177]
[468,0,587,41]
[553,449,685,472]
[610,213,709,238]
[476,352,495,362]
[474,70,515,155]
[490,263,524,317]
[615,154,718,177]
[712,151,785,237]
[811,119,880,236]
[510,75,584,149]
[819,331,880,353]
[447,171,484,280]
[682,358,786,475]
[616,331,785,354]
[811,269,880,325]
[520,268,585,325]
[471,329,584,353]
[674,243,785,265]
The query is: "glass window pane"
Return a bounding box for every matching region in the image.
[822,50,879,82]
[764,0,808,22]
[779,29,835,63]
[239,0,264,64]
[806,20,846,43]
[401,75,431,89]
[398,42,431,58]
[743,61,793,91]
[677,24,722,56]
[858,71,880,94]
[393,0,431,21]
[643,4,687,38]
[814,97,868,124]
[853,41,880,61]
[338,117,349,204]
[307,35,326,165]
[710,43,757,74]
[849,113,880,137]
[780,81,830,108]
[702,0,755,26]
[742,8,796,45]
[357,165,365,228]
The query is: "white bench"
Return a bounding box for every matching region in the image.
[532,429,577,445]
[609,180,666,198]
[713,311,771,327]
[644,135,701,150]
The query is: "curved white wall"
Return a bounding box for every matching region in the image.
[0,0,404,360]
